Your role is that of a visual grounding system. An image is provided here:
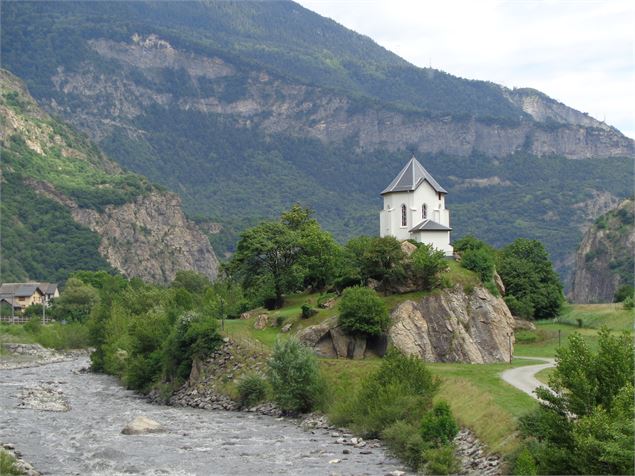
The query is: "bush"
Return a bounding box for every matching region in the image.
[614,285,634,303]
[623,296,634,310]
[24,315,43,334]
[338,286,389,337]
[515,330,538,344]
[300,303,317,319]
[23,303,44,319]
[382,420,426,470]
[504,295,534,320]
[420,401,459,447]
[423,445,460,475]
[345,350,440,438]
[513,447,538,475]
[461,247,495,282]
[410,243,448,290]
[237,373,268,408]
[268,338,324,413]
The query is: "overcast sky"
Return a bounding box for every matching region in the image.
[297,0,635,139]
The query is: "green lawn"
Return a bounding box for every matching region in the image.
[556,303,634,331]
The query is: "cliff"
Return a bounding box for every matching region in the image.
[570,199,634,303]
[297,285,515,363]
[0,69,219,283]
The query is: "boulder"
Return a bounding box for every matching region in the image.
[388,285,515,363]
[121,416,165,435]
[513,318,536,331]
[318,297,337,309]
[281,322,293,333]
[494,271,505,295]
[296,317,374,359]
[400,240,418,256]
[253,314,270,330]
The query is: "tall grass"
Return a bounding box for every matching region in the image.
[0,321,90,350]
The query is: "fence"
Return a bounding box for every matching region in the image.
[0,315,53,325]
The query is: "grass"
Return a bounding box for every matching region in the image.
[221,295,631,460]
[0,322,90,350]
[0,448,23,475]
[556,303,634,331]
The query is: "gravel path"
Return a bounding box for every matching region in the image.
[501,356,555,399]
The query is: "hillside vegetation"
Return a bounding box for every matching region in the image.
[1,1,633,279]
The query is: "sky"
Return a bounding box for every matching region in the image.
[297,0,635,139]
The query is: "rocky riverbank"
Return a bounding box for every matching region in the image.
[0,343,90,370]
[0,443,41,476]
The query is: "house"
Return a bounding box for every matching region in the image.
[0,282,58,310]
[379,156,454,256]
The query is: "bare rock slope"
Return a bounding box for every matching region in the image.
[570,198,634,303]
[298,285,515,363]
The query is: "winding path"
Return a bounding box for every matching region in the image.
[501,356,555,400]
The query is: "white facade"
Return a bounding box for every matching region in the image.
[379,157,454,256]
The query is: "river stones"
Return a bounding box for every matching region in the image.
[17,383,70,412]
[121,416,165,435]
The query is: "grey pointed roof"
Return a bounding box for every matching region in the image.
[381,156,447,195]
[409,219,452,232]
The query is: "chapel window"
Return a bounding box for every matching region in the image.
[401,204,407,227]
[422,203,428,219]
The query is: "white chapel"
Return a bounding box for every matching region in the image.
[379,156,454,256]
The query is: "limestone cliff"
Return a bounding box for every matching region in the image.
[48,36,633,160]
[298,285,515,363]
[0,69,220,283]
[570,199,634,303]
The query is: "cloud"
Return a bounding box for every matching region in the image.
[298,0,635,138]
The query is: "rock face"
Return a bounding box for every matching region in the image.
[71,192,219,284]
[388,286,515,363]
[121,416,165,435]
[296,317,386,359]
[298,285,514,363]
[570,198,635,303]
[0,70,220,284]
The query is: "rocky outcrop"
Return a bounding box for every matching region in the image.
[388,286,515,363]
[296,317,386,359]
[71,192,219,284]
[121,416,165,435]
[570,198,634,303]
[298,285,515,363]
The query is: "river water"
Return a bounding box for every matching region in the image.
[0,358,405,475]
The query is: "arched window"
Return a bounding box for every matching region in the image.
[422,203,428,219]
[401,204,407,227]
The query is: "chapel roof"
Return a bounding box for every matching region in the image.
[409,219,452,232]
[381,156,447,195]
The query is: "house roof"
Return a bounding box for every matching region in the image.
[409,219,452,232]
[0,282,58,296]
[381,156,447,195]
[0,283,45,297]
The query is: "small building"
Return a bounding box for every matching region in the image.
[379,156,453,256]
[0,282,57,310]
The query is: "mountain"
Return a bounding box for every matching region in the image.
[1,1,633,282]
[0,69,219,284]
[570,198,634,303]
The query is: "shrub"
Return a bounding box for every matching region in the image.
[420,401,459,447]
[338,286,389,337]
[300,303,317,319]
[423,445,460,475]
[24,315,43,334]
[410,243,448,290]
[504,295,534,320]
[382,420,426,470]
[268,338,324,413]
[23,303,44,319]
[514,447,538,475]
[345,350,440,438]
[237,373,268,408]
[461,247,495,283]
[614,285,634,303]
[623,296,634,310]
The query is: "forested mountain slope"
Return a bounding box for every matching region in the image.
[1,1,633,281]
[570,199,634,303]
[0,70,219,283]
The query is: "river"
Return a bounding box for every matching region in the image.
[0,358,405,475]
